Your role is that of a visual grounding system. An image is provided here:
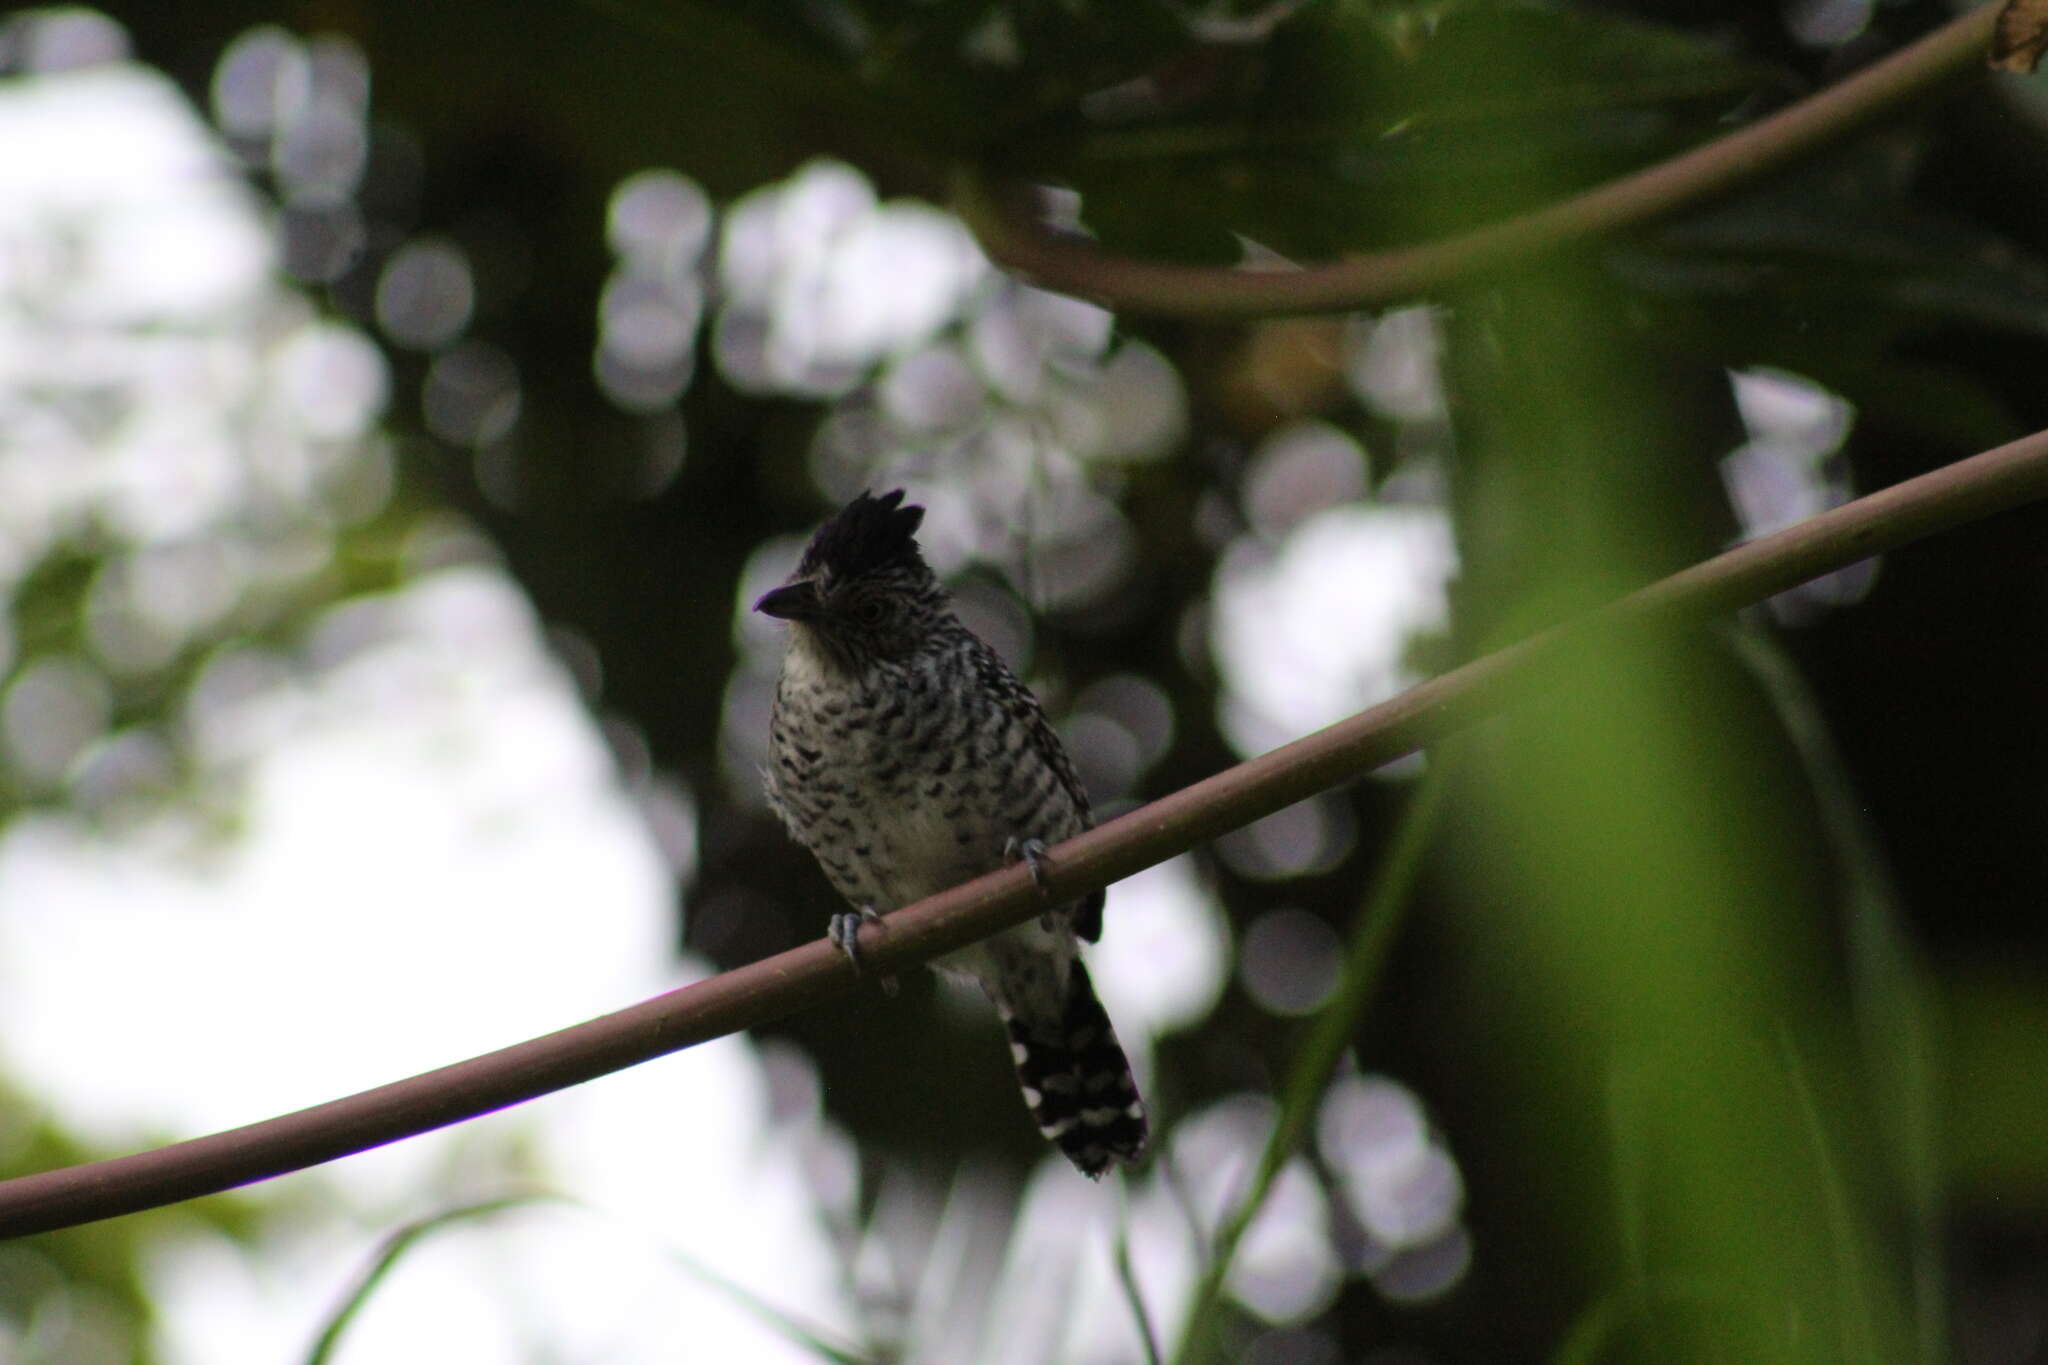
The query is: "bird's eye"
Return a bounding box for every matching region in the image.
[854,597,887,626]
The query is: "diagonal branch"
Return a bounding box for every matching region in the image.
[954,5,2001,319]
[3,423,2048,1239]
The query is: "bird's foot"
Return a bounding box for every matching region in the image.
[1003,836,1059,930]
[829,906,899,997]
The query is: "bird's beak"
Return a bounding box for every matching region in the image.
[754,581,823,621]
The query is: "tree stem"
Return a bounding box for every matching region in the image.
[955,6,2001,318]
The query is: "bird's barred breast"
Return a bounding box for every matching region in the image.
[770,636,1085,911]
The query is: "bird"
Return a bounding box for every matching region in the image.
[754,488,1148,1178]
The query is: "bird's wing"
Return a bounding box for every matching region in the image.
[977,645,1107,943]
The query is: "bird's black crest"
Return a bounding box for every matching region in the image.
[799,489,927,580]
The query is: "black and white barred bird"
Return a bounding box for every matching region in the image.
[754,489,1147,1178]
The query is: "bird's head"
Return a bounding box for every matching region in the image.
[754,489,950,668]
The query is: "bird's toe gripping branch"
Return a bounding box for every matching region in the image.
[829,906,899,996]
[1003,836,1058,930]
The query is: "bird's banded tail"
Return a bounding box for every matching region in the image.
[999,960,1148,1179]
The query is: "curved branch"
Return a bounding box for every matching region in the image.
[956,5,2001,318]
[5,423,2048,1238]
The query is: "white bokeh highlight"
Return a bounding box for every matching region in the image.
[1089,855,1232,1044]
[1722,366,1869,622]
[0,65,269,322]
[0,50,851,1365]
[1317,1074,1470,1302]
[717,160,986,396]
[0,567,853,1365]
[1212,502,1458,758]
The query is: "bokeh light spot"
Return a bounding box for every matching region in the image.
[2,7,129,73]
[4,654,111,787]
[1091,855,1230,1038]
[809,203,982,367]
[1723,367,1866,622]
[600,273,700,371]
[714,161,990,399]
[1239,907,1343,1015]
[1028,489,1135,608]
[1372,1224,1472,1304]
[1072,673,1174,775]
[719,159,874,308]
[423,341,521,448]
[1346,306,1447,424]
[1061,711,1141,800]
[972,285,1113,402]
[880,346,984,432]
[1318,1073,1472,1301]
[279,199,366,281]
[70,727,176,816]
[1218,795,1356,880]
[1213,502,1457,757]
[375,236,474,350]
[1785,0,1872,46]
[607,168,712,274]
[1237,1157,1342,1323]
[1724,366,1855,538]
[273,320,388,439]
[1087,340,1186,460]
[210,25,306,140]
[271,89,366,201]
[1245,421,1369,538]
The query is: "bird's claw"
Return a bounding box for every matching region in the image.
[829,906,899,996]
[1004,836,1059,930]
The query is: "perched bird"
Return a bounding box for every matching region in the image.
[755,489,1148,1178]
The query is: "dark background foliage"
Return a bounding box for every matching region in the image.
[15,0,2048,1359]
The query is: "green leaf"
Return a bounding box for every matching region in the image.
[303,1194,876,1365]
[303,1196,559,1365]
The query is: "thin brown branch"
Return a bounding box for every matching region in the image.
[4,423,2048,1238]
[956,5,2001,318]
